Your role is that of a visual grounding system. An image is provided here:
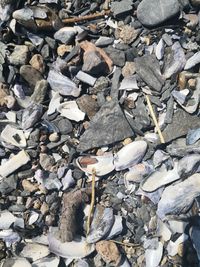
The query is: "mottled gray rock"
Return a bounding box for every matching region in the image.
[162,109,200,143]
[137,0,180,27]
[0,174,17,195]
[135,55,165,92]
[54,27,77,44]
[77,100,135,151]
[95,37,114,47]
[104,46,125,67]
[111,0,133,17]
[20,65,43,89]
[8,45,29,65]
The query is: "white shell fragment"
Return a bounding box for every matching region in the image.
[168,220,188,234]
[124,162,153,183]
[20,243,50,262]
[119,76,139,91]
[141,163,180,192]
[57,101,85,122]
[1,125,26,148]
[76,71,97,86]
[47,69,80,97]
[48,234,95,259]
[184,51,200,70]
[167,234,188,257]
[62,169,75,190]
[32,256,60,267]
[106,215,123,239]
[144,238,163,267]
[0,230,20,247]
[0,211,16,229]
[47,91,62,115]
[155,38,164,60]
[157,219,172,242]
[0,258,32,267]
[0,150,30,178]
[177,153,200,177]
[76,153,115,176]
[114,141,147,171]
[157,173,200,219]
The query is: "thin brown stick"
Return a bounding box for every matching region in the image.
[110,240,141,247]
[145,95,165,143]
[86,168,96,235]
[62,10,111,24]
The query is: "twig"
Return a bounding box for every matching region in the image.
[145,95,165,144]
[86,168,96,235]
[110,240,141,247]
[62,10,111,24]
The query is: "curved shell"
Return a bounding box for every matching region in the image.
[76,153,114,176]
[114,141,147,171]
[124,162,153,183]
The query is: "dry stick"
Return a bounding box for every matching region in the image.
[86,168,96,235]
[62,10,111,24]
[145,95,165,144]
[110,240,141,248]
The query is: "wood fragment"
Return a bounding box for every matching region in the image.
[62,10,111,24]
[110,240,141,247]
[145,95,165,143]
[87,168,96,235]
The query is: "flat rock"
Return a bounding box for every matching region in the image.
[162,109,200,143]
[137,0,180,27]
[111,0,133,17]
[135,55,165,92]
[77,100,135,151]
[104,46,125,67]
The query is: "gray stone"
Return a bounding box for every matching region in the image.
[54,27,77,44]
[111,0,133,17]
[77,100,135,151]
[82,50,108,75]
[0,175,17,195]
[135,55,165,92]
[104,46,125,67]
[20,65,43,89]
[8,45,29,65]
[76,71,97,86]
[51,117,73,135]
[162,109,200,143]
[137,0,180,27]
[31,79,48,104]
[95,37,114,47]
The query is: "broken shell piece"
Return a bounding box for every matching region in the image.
[184,51,200,70]
[32,256,59,267]
[136,187,164,205]
[0,230,20,247]
[167,234,188,257]
[156,219,172,242]
[168,220,188,234]
[96,240,122,266]
[177,154,200,177]
[76,153,114,176]
[47,69,80,97]
[114,141,147,171]
[0,211,16,229]
[141,163,180,192]
[1,125,26,148]
[153,150,170,168]
[0,258,32,267]
[157,173,200,219]
[48,234,95,259]
[124,162,153,183]
[87,205,114,243]
[62,169,75,190]
[0,150,30,178]
[20,243,50,262]
[119,76,139,91]
[155,38,164,60]
[47,91,62,115]
[21,103,43,130]
[106,215,123,239]
[144,238,163,267]
[57,101,85,122]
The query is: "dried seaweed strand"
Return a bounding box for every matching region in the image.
[145,94,165,143]
[86,168,96,235]
[62,10,111,24]
[110,240,141,247]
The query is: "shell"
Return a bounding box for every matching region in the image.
[141,162,180,192]
[114,141,147,171]
[47,69,80,97]
[167,234,188,257]
[47,91,62,115]
[19,243,50,262]
[190,226,200,260]
[177,154,200,177]
[62,169,75,190]
[57,101,85,122]
[0,230,20,247]
[184,51,200,70]
[87,205,114,243]
[119,76,139,91]
[0,258,32,267]
[48,234,95,259]
[155,38,164,60]
[32,256,59,267]
[0,211,16,230]
[106,215,123,239]
[76,153,114,177]
[156,219,172,242]
[1,125,26,148]
[124,162,154,183]
[144,238,163,267]
[157,173,200,219]
[153,150,170,168]
[136,187,164,205]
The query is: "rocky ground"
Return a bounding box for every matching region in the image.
[0,0,200,266]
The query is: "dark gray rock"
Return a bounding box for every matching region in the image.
[162,109,200,143]
[137,0,180,27]
[104,46,125,67]
[77,100,135,151]
[51,117,73,135]
[111,0,133,17]
[54,27,77,44]
[0,175,17,195]
[135,55,165,92]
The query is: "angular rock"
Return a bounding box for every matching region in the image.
[54,27,77,44]
[135,55,165,92]
[111,0,133,17]
[20,65,43,89]
[137,0,180,27]
[76,94,99,119]
[77,100,135,151]
[8,45,29,65]
[162,109,200,143]
[29,54,45,73]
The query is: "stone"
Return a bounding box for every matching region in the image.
[76,71,97,86]
[77,100,135,151]
[96,241,121,266]
[0,175,17,195]
[137,0,180,27]
[57,44,72,56]
[30,79,48,104]
[8,45,29,65]
[122,62,136,77]
[111,0,133,17]
[135,55,165,92]
[190,0,200,6]
[95,37,114,47]
[115,25,140,44]
[76,94,99,119]
[20,65,43,89]
[104,46,125,67]
[162,109,200,143]
[82,50,108,75]
[49,132,60,142]
[51,117,73,135]
[54,27,77,44]
[29,54,45,73]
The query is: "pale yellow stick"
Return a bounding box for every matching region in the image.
[86,168,96,235]
[145,95,165,144]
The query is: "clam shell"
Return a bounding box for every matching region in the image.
[57,101,85,122]
[184,51,200,70]
[0,211,16,229]
[124,162,153,183]
[190,226,200,260]
[157,173,200,219]
[48,234,95,259]
[87,205,114,243]
[144,238,163,267]
[157,219,172,242]
[1,125,26,148]
[106,215,123,239]
[20,243,50,262]
[177,154,200,177]
[0,258,32,267]
[167,234,188,257]
[114,141,147,171]
[32,256,59,267]
[76,153,114,177]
